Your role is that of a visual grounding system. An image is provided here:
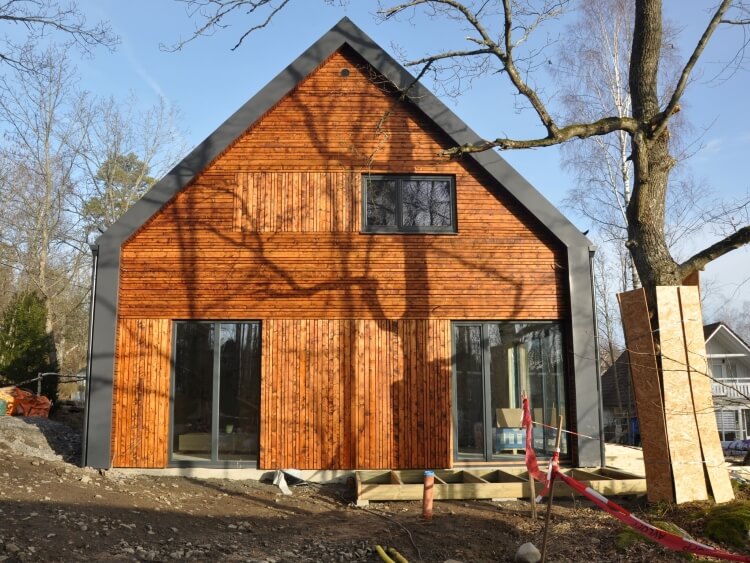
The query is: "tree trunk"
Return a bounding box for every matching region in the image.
[622,0,732,504]
[628,0,681,299]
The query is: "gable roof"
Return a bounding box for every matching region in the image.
[705,322,750,355]
[94,17,591,251]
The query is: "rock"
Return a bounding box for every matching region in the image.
[514,542,541,563]
[80,475,91,484]
[4,544,19,554]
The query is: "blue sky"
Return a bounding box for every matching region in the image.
[77,1,748,314]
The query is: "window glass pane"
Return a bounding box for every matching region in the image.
[453,321,567,461]
[515,323,566,456]
[402,179,452,227]
[172,323,214,460]
[366,179,397,227]
[454,324,485,459]
[488,324,524,457]
[219,323,261,460]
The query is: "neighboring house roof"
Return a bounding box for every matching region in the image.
[704,322,750,355]
[93,17,592,252]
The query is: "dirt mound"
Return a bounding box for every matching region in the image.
[0,415,81,463]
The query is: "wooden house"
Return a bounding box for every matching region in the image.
[83,18,601,471]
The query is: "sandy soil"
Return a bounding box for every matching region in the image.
[0,413,745,562]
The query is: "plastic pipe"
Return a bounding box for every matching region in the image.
[422,470,435,519]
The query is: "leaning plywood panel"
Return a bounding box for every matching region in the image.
[618,289,674,502]
[678,286,734,503]
[655,287,708,503]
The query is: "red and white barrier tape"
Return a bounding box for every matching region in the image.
[521,398,750,562]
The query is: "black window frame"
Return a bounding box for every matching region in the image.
[362,174,457,233]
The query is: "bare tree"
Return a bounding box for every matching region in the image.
[0,46,90,371]
[79,95,188,232]
[0,1,118,71]
[166,0,331,52]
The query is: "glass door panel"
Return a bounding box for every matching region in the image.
[171,321,260,464]
[172,323,215,460]
[488,324,524,458]
[219,323,261,460]
[453,321,568,461]
[454,324,485,460]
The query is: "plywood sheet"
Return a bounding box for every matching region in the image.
[656,286,709,503]
[678,286,734,503]
[618,289,674,502]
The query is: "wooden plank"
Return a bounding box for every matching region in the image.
[656,286,709,503]
[618,288,674,502]
[570,469,613,481]
[678,286,734,503]
[463,472,490,484]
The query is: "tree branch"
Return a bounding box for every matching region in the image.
[442,115,638,155]
[651,0,732,139]
[678,225,750,278]
[164,0,291,52]
[404,48,495,66]
[382,0,564,137]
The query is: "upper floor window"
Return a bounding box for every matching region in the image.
[363,175,456,233]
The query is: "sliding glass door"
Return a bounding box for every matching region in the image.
[171,321,261,464]
[453,321,567,461]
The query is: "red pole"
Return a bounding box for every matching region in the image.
[422,470,435,519]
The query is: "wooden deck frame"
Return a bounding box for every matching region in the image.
[354,467,646,505]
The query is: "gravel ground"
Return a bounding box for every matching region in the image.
[0,413,746,562]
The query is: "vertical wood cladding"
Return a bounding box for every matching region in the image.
[260,318,452,469]
[235,172,360,232]
[110,47,569,468]
[111,318,171,468]
[118,48,567,320]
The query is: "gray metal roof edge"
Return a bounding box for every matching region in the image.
[95,15,590,249]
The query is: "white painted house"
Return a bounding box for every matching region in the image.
[707,323,750,441]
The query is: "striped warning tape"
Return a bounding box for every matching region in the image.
[521,398,750,562]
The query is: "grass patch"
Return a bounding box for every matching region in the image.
[615,520,694,559]
[705,501,750,548]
